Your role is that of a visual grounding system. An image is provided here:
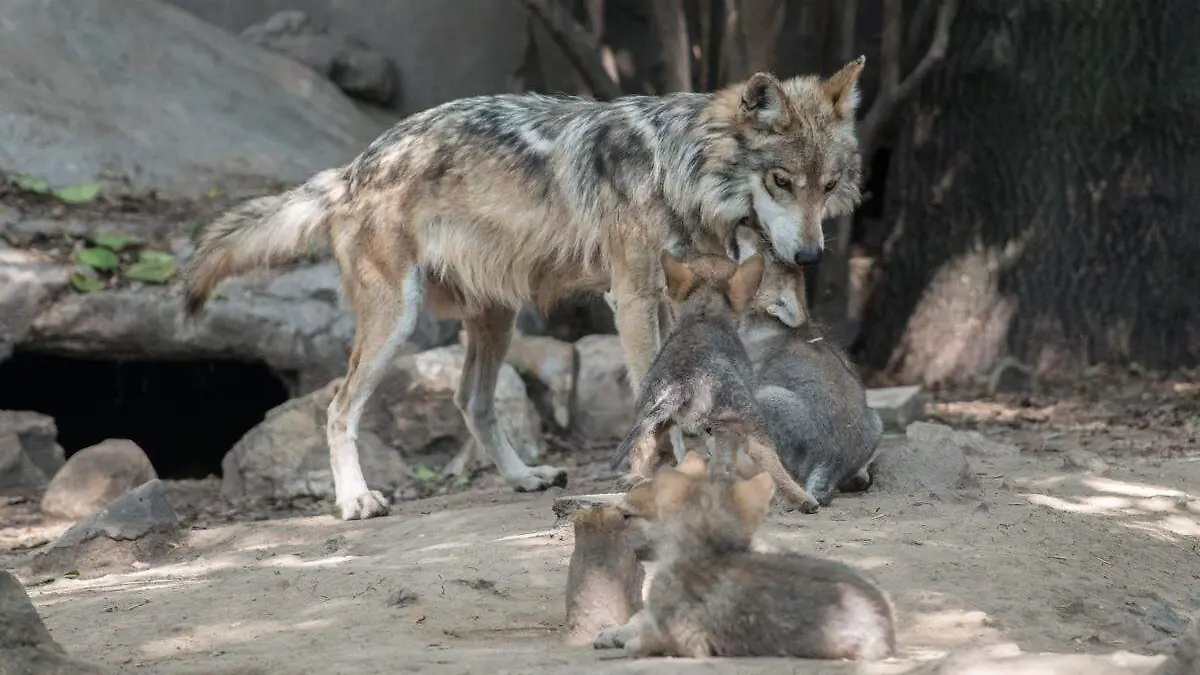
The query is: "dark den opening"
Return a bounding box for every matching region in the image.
[0,352,290,479]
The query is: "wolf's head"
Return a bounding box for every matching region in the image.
[623,451,776,552]
[702,58,866,268]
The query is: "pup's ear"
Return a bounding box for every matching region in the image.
[739,72,791,130]
[650,467,695,514]
[821,56,865,119]
[727,252,766,314]
[661,251,698,303]
[732,471,776,530]
[676,450,708,477]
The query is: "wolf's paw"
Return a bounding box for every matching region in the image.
[337,490,391,520]
[776,494,821,515]
[593,625,631,650]
[509,465,568,492]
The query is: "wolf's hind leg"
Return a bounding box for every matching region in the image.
[327,264,425,520]
[460,306,568,491]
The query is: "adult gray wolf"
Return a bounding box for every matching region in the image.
[182,58,867,520]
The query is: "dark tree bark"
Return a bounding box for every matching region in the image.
[861,0,1200,385]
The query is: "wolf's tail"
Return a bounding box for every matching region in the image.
[182,168,348,316]
[609,387,682,471]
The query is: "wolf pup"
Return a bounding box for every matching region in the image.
[182,58,867,521]
[594,458,897,660]
[741,260,884,506]
[608,251,821,513]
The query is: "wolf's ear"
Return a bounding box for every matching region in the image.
[676,450,708,477]
[739,72,790,130]
[732,471,776,529]
[822,56,866,119]
[766,291,803,328]
[651,467,695,512]
[661,251,698,303]
[728,252,766,314]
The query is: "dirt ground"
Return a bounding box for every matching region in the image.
[2,368,1198,675]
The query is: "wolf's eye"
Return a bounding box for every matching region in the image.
[823,179,838,193]
[772,173,793,191]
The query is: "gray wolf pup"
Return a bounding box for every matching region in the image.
[608,250,821,513]
[743,261,884,506]
[182,59,867,521]
[594,455,897,660]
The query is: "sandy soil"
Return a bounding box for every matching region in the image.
[2,370,1198,675]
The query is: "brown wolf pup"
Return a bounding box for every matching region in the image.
[182,59,867,520]
[741,260,884,506]
[608,251,821,513]
[594,455,897,660]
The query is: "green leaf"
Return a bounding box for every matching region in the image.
[11,174,50,194]
[76,246,120,271]
[52,183,101,204]
[411,464,439,484]
[63,570,80,579]
[89,232,137,251]
[453,474,471,488]
[126,260,176,284]
[69,273,104,293]
[137,249,175,265]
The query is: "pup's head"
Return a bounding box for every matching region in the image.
[703,58,866,268]
[660,250,766,317]
[751,257,808,329]
[623,451,776,550]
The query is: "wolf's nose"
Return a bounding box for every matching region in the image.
[793,246,823,265]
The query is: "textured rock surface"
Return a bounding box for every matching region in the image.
[40,440,158,521]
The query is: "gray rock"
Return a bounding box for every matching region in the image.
[33,479,180,578]
[0,410,66,478]
[1,569,111,673]
[0,432,49,495]
[866,385,926,433]
[1062,449,1111,475]
[242,10,396,105]
[906,421,1021,459]
[504,333,577,430]
[0,249,70,362]
[0,0,384,198]
[221,344,546,501]
[871,432,978,496]
[374,345,545,468]
[570,335,634,442]
[220,379,410,501]
[25,262,458,395]
[40,439,157,521]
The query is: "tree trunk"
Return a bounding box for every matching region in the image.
[861,0,1200,385]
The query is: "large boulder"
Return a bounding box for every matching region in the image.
[242,10,395,104]
[40,439,158,521]
[0,0,385,197]
[570,335,635,442]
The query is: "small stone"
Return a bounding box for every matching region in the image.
[1145,602,1188,635]
[866,385,925,433]
[387,590,418,607]
[40,439,157,520]
[1062,449,1111,475]
[871,433,977,497]
[906,421,1020,459]
[34,479,180,578]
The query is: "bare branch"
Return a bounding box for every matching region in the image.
[838,0,860,63]
[518,0,623,100]
[650,0,693,92]
[858,0,959,154]
[879,0,902,92]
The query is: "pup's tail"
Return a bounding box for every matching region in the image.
[609,387,682,471]
[182,168,348,316]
